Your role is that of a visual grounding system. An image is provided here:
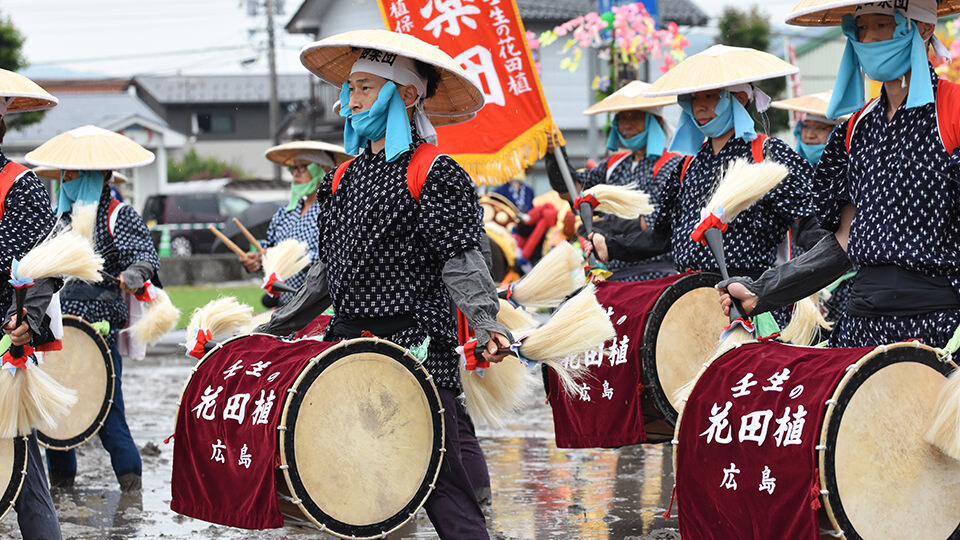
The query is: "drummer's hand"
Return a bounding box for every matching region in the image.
[482,332,512,364]
[584,233,609,262]
[117,274,139,295]
[4,310,33,347]
[546,131,561,153]
[239,251,262,273]
[718,282,758,317]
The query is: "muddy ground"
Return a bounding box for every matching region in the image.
[0,343,681,539]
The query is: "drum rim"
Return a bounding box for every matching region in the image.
[641,271,723,426]
[817,342,958,540]
[38,315,116,450]
[278,337,445,539]
[0,436,28,522]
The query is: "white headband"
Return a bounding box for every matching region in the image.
[726,83,772,113]
[854,1,951,59]
[350,50,427,101]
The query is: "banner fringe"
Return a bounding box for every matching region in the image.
[450,117,566,186]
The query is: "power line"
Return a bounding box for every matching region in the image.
[30,45,249,66]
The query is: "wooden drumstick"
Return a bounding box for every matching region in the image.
[207,225,246,257]
[232,218,264,253]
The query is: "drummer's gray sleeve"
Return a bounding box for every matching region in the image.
[442,248,513,347]
[120,260,157,291]
[255,261,331,336]
[5,277,61,336]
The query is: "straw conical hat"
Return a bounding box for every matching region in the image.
[25,125,155,170]
[644,45,798,97]
[300,29,484,116]
[584,81,676,115]
[786,0,960,26]
[264,140,353,167]
[0,69,58,115]
[32,166,129,183]
[770,92,834,116]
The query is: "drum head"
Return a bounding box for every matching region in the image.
[820,344,960,540]
[38,316,114,450]
[279,338,444,539]
[0,437,27,522]
[641,272,727,425]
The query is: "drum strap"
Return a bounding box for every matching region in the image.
[847,265,960,317]
[0,161,30,220]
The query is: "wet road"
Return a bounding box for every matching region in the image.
[0,351,680,539]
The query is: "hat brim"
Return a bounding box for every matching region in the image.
[0,70,58,114]
[264,141,354,167]
[786,0,960,25]
[770,93,849,119]
[300,29,484,116]
[33,167,129,183]
[644,45,799,97]
[584,81,677,115]
[25,125,155,170]
[480,193,520,220]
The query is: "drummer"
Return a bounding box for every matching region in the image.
[719,0,960,349]
[25,126,160,492]
[0,69,63,539]
[238,141,351,306]
[588,46,813,309]
[259,30,511,539]
[545,81,684,281]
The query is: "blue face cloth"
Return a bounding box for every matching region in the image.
[340,80,412,163]
[794,122,826,165]
[827,12,934,119]
[56,170,103,216]
[606,112,666,157]
[669,90,757,155]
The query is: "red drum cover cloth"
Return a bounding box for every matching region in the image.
[548,273,688,448]
[676,341,871,540]
[292,313,332,340]
[171,335,337,529]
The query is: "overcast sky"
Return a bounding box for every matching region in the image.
[5,0,815,78]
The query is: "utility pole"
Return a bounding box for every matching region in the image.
[265,0,281,180]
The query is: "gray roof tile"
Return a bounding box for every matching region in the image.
[134,74,312,104]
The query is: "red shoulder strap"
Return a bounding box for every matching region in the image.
[845,97,880,154]
[605,151,631,171]
[652,152,679,178]
[331,158,357,195]
[406,143,443,203]
[107,198,124,238]
[679,155,694,183]
[750,134,768,163]
[937,78,960,156]
[0,162,29,221]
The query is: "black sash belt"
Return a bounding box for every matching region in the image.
[328,314,416,339]
[847,266,960,317]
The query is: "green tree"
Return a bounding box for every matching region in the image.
[716,6,789,134]
[0,12,44,129]
[167,148,248,181]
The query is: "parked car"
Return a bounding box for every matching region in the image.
[143,192,253,256]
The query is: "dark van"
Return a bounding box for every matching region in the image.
[143,192,252,256]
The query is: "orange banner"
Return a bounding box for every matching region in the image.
[378,0,562,185]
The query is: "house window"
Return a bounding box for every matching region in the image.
[195,112,235,134]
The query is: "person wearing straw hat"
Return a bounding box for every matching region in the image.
[719,0,960,349]
[544,81,684,282]
[25,125,159,492]
[492,170,534,213]
[239,140,351,306]
[260,29,512,538]
[0,68,63,540]
[588,46,814,315]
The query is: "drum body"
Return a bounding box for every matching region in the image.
[38,316,114,450]
[674,340,960,540]
[641,271,727,428]
[171,334,444,538]
[0,437,27,522]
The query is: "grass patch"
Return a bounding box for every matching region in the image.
[165,284,268,329]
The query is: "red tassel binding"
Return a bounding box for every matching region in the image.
[690,214,728,245]
[573,193,600,211]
